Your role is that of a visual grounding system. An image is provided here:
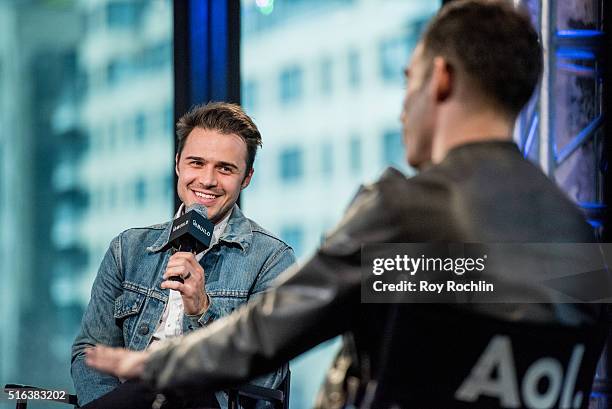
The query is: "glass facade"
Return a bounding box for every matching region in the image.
[241,0,439,407]
[0,1,173,406]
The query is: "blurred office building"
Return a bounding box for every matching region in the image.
[75,0,174,305]
[241,0,437,258]
[240,1,439,406]
[0,0,173,398]
[0,2,84,391]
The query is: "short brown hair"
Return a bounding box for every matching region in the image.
[176,102,262,172]
[421,0,542,116]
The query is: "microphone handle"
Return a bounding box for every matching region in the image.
[168,239,197,283]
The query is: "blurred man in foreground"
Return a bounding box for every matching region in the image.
[86,1,607,407]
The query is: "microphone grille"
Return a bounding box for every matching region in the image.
[186,203,208,219]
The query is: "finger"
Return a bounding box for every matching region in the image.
[166,257,191,268]
[161,280,185,292]
[166,265,202,282]
[179,283,195,297]
[165,261,201,277]
[184,254,202,269]
[89,345,113,358]
[86,346,117,371]
[85,352,101,368]
[166,253,203,275]
[166,278,197,298]
[163,265,188,279]
[84,347,97,364]
[179,259,203,279]
[85,345,105,361]
[168,251,196,263]
[173,252,201,268]
[166,251,195,265]
[164,264,187,273]
[173,251,193,257]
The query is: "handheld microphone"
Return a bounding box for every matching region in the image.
[162,204,214,283]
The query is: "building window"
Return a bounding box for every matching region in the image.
[382,129,403,168]
[0,145,3,210]
[242,79,258,113]
[349,136,362,173]
[106,57,132,87]
[106,1,144,29]
[135,178,146,205]
[167,172,175,201]
[281,224,304,257]
[320,57,333,95]
[107,61,118,86]
[165,104,173,135]
[143,42,171,71]
[321,142,333,176]
[87,5,102,31]
[90,128,101,152]
[348,49,360,88]
[108,185,117,208]
[108,121,117,150]
[94,189,102,210]
[279,147,304,182]
[379,19,429,84]
[135,112,146,141]
[379,36,413,83]
[279,66,303,104]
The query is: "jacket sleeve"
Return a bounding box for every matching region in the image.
[252,244,297,294]
[71,235,125,405]
[142,171,404,393]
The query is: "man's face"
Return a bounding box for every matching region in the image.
[401,44,435,168]
[175,128,253,224]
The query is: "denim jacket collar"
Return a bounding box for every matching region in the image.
[147,204,252,253]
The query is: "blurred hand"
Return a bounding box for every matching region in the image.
[161,251,209,315]
[85,346,149,379]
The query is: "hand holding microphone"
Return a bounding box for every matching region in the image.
[160,204,214,316]
[162,251,209,315]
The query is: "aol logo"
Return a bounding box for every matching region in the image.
[455,335,585,409]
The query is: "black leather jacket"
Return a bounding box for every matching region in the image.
[143,142,606,408]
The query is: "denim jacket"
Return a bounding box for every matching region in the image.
[71,205,296,406]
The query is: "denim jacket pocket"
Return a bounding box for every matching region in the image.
[113,289,146,339]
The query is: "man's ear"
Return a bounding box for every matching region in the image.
[431,56,453,103]
[175,153,180,176]
[241,168,254,189]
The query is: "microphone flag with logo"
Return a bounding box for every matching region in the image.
[164,203,214,253]
[162,204,214,282]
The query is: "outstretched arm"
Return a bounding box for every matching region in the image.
[87,170,405,394]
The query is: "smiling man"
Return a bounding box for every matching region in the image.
[71,102,296,408]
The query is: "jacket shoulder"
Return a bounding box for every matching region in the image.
[119,221,168,234]
[247,219,292,250]
[115,221,170,246]
[357,166,425,208]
